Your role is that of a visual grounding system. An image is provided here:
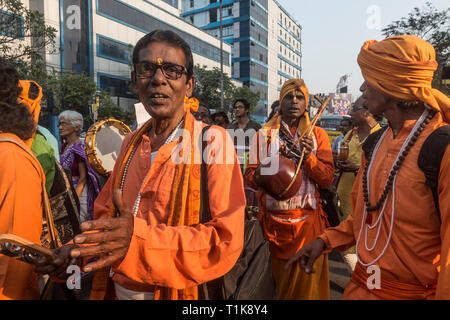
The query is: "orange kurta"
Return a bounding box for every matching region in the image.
[0,133,44,300]
[246,126,335,259]
[92,116,246,296]
[319,113,450,299]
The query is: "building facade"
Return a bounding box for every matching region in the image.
[181,0,301,121]
[23,0,232,116]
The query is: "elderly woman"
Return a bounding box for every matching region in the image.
[58,110,100,222]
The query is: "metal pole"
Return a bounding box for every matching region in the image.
[219,0,224,110]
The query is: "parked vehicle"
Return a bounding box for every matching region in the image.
[318,115,351,145]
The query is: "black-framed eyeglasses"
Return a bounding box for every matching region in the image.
[134,61,187,80]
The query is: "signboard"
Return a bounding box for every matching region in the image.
[61,0,90,73]
[328,93,352,115]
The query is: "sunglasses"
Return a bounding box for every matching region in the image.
[134,61,187,80]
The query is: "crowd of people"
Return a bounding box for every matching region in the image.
[0,29,448,301]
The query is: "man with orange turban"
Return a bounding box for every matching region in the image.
[246,78,335,299]
[287,35,450,299]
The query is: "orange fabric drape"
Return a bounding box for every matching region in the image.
[349,263,436,300]
[357,35,450,122]
[18,80,43,148]
[91,110,202,300]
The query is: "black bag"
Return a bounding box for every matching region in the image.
[363,123,449,223]
[47,160,82,244]
[198,126,276,300]
[319,185,342,227]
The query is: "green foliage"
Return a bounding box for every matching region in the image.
[0,0,57,64]
[192,65,260,114]
[45,70,97,115]
[382,2,450,93]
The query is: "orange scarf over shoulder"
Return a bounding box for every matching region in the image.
[91,108,203,300]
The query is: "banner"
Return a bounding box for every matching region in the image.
[328,93,352,115]
[61,0,90,74]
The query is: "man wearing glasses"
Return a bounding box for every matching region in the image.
[40,30,246,300]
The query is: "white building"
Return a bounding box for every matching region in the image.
[23,0,232,113]
[268,0,302,112]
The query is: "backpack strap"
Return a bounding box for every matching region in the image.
[417,124,450,223]
[362,125,389,160]
[199,125,212,224]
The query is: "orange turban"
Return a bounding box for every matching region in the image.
[279,78,309,109]
[184,96,199,112]
[264,78,310,135]
[358,35,450,122]
[18,80,43,147]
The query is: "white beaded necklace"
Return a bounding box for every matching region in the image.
[119,119,184,216]
[355,109,430,267]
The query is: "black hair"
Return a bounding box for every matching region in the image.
[268,100,280,120]
[233,98,250,110]
[0,59,22,104]
[341,118,352,126]
[28,81,40,100]
[132,30,194,81]
[0,101,35,140]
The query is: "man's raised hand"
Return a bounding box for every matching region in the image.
[284,238,326,273]
[70,189,134,272]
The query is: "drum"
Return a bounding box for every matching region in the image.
[85,118,131,176]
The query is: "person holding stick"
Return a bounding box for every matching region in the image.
[245,79,335,299]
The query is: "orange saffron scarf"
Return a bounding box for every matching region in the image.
[91,103,203,300]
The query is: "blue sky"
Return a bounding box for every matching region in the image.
[277,0,449,100]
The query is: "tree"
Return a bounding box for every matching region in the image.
[45,70,97,115]
[0,0,57,64]
[382,2,450,93]
[45,70,135,127]
[192,65,260,114]
[193,65,235,111]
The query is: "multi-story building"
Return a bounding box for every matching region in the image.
[268,0,302,107]
[15,0,231,129]
[181,0,301,121]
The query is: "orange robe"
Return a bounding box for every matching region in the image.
[246,126,335,299]
[0,133,45,300]
[319,113,450,299]
[92,118,246,297]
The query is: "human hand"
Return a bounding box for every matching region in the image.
[300,136,314,159]
[284,238,326,274]
[70,189,134,272]
[35,244,80,279]
[337,160,359,172]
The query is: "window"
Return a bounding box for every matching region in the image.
[259,53,263,62]
[0,11,24,39]
[97,0,230,65]
[98,35,130,64]
[190,0,194,8]
[99,75,134,99]
[210,9,217,22]
[189,16,194,24]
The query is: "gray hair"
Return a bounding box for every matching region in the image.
[59,110,83,134]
